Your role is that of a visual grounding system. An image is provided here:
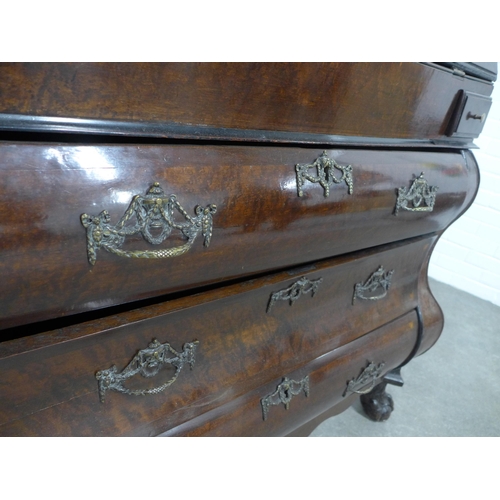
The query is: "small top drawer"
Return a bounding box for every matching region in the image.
[0,144,477,329]
[447,90,493,139]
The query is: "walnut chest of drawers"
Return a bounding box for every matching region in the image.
[0,62,494,436]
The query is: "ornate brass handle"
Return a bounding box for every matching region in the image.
[260,376,310,421]
[81,182,217,265]
[353,266,394,304]
[295,151,353,197]
[349,380,376,395]
[95,338,198,403]
[394,172,438,215]
[343,361,385,396]
[267,276,323,312]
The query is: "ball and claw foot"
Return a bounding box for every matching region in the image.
[360,381,394,422]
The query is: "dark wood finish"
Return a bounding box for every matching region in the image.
[0,114,484,148]
[0,63,493,141]
[160,311,418,437]
[0,236,434,436]
[447,90,492,138]
[1,308,417,436]
[0,63,485,436]
[286,395,357,437]
[360,381,394,422]
[0,144,478,329]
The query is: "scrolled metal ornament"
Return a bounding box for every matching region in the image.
[353,266,394,304]
[267,276,323,313]
[95,338,199,403]
[343,361,385,397]
[261,376,310,421]
[394,172,438,215]
[295,151,353,197]
[81,182,216,265]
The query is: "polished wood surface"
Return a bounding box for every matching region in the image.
[161,311,419,437]
[0,63,486,436]
[0,308,418,437]
[0,144,478,329]
[0,236,435,436]
[0,63,493,140]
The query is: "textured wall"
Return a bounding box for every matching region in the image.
[429,72,500,306]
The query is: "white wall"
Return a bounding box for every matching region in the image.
[428,71,500,306]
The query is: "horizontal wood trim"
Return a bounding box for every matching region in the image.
[0,113,475,148]
[0,63,493,143]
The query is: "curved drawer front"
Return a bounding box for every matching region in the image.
[163,310,419,437]
[0,236,431,436]
[0,143,476,328]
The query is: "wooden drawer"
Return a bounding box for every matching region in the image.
[161,310,419,436]
[0,236,432,436]
[447,90,493,139]
[0,144,476,329]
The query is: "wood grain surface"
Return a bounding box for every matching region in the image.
[0,62,483,437]
[0,144,478,329]
[0,63,493,140]
[161,311,419,437]
[0,236,434,436]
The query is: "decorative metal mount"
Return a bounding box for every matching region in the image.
[81,182,217,265]
[394,172,438,215]
[267,276,323,313]
[261,376,310,421]
[343,361,385,396]
[95,338,199,403]
[295,151,353,197]
[353,266,394,304]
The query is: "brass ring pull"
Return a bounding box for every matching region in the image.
[81,182,216,265]
[353,266,394,304]
[95,338,198,403]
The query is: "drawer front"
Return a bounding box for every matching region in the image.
[0,236,432,436]
[0,144,476,328]
[162,311,419,436]
[448,90,493,138]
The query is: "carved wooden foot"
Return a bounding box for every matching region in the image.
[360,381,394,422]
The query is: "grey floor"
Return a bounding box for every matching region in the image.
[310,279,500,437]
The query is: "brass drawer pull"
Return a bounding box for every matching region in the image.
[261,376,310,421]
[296,151,353,197]
[394,172,438,215]
[267,276,323,312]
[343,361,385,396]
[95,338,198,403]
[468,112,486,123]
[353,266,394,304]
[81,182,217,265]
